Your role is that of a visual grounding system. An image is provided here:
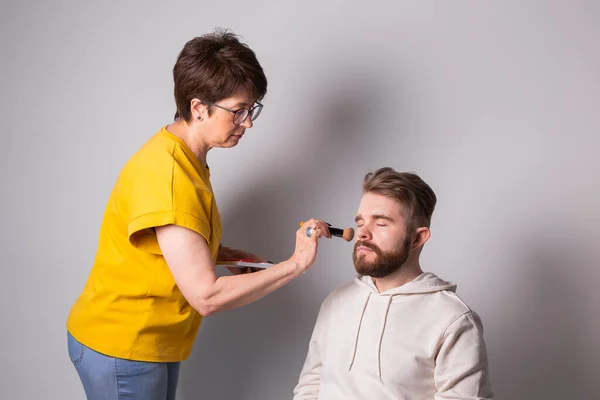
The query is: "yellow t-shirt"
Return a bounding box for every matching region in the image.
[66,126,222,362]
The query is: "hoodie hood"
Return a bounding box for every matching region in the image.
[354,272,457,295]
[348,272,457,383]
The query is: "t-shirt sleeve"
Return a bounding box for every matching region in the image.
[125,158,213,255]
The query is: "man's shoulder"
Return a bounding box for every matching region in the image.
[330,278,362,297]
[319,279,362,309]
[420,289,485,330]
[431,289,472,310]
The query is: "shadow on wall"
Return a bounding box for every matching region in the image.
[490,236,597,400]
[177,71,397,400]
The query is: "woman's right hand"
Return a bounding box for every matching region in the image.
[291,219,331,272]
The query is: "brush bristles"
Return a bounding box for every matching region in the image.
[342,228,355,241]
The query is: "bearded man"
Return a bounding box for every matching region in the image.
[293,167,494,400]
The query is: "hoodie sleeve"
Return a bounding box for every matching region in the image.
[434,311,494,399]
[293,300,329,400]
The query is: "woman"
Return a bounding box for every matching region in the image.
[66,29,330,400]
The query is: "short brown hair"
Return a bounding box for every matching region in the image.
[363,167,437,229]
[172,28,268,121]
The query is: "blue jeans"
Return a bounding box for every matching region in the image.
[67,331,181,400]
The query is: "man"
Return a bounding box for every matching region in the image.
[293,167,493,399]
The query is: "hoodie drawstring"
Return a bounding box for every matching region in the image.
[348,292,371,371]
[377,295,393,382]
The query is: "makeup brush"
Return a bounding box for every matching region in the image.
[299,221,354,242]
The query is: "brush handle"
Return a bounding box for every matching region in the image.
[329,227,344,237]
[299,221,353,241]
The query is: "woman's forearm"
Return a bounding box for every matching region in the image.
[195,258,303,316]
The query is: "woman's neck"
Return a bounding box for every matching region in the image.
[166,120,210,166]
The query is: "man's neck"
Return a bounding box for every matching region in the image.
[372,262,423,293]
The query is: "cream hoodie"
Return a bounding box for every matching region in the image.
[293,273,493,399]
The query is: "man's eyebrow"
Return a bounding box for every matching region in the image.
[372,214,394,222]
[354,214,394,223]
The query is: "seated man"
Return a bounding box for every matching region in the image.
[293,167,493,400]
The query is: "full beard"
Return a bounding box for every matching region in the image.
[352,236,412,278]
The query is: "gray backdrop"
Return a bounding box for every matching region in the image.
[1,1,599,399]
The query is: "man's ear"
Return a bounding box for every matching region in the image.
[412,227,431,250]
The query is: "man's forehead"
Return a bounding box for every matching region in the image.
[357,193,405,219]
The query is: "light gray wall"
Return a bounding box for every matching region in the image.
[1,1,599,399]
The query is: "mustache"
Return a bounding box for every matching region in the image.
[354,240,381,253]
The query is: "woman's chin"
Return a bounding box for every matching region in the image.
[218,138,241,149]
[225,134,243,146]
